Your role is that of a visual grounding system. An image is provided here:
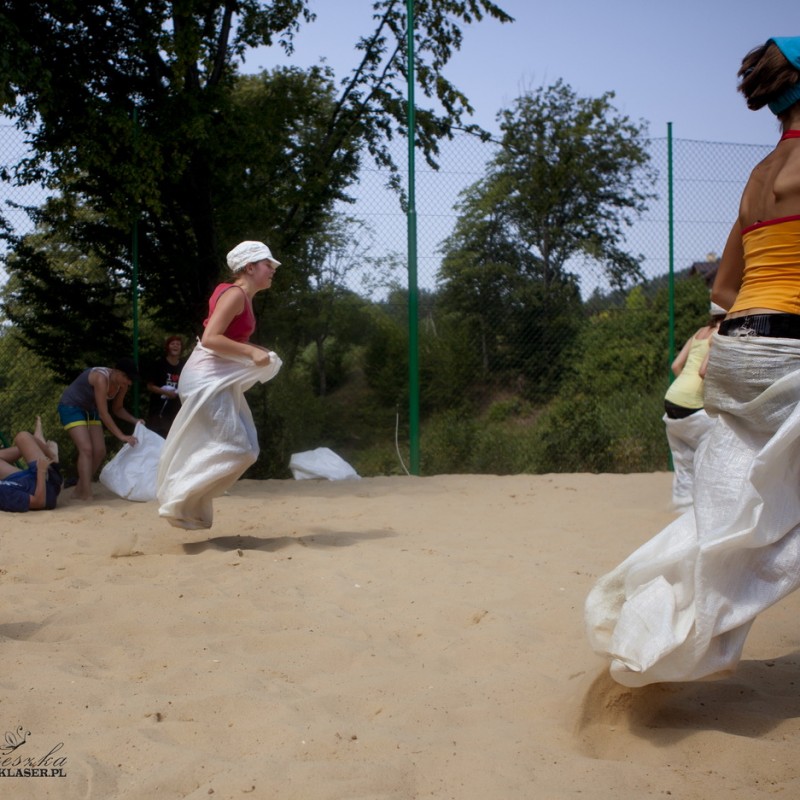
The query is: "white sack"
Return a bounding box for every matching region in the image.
[157,344,282,529]
[99,421,164,502]
[663,409,715,511]
[586,333,800,686]
[289,447,360,481]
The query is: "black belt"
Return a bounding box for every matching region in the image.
[718,313,800,339]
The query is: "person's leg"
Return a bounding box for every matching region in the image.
[13,431,51,464]
[30,415,58,461]
[88,424,106,475]
[67,424,96,500]
[33,415,44,443]
[0,444,21,465]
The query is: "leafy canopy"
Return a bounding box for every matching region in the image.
[0,0,512,371]
[443,79,655,294]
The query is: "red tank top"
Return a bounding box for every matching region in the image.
[203,284,256,343]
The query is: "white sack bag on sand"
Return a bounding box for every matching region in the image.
[289,447,360,480]
[157,344,282,529]
[100,421,165,502]
[663,408,715,511]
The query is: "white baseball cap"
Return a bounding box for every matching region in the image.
[226,241,281,273]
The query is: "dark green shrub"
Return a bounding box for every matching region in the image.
[530,393,614,473]
[420,409,478,475]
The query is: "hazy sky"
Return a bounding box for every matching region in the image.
[244,0,799,147]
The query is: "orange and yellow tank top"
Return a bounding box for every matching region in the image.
[729,215,800,314]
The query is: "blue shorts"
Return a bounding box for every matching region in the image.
[58,404,101,430]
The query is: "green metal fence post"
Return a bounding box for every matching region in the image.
[406,0,420,474]
[132,104,140,418]
[667,122,675,370]
[667,121,675,470]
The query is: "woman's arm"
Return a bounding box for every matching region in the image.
[711,221,744,311]
[671,336,693,377]
[201,288,271,366]
[146,379,178,401]
[110,386,144,428]
[90,371,137,445]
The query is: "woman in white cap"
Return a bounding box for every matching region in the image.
[661,302,727,511]
[586,37,800,687]
[157,241,283,529]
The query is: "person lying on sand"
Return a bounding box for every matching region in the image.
[0,416,63,512]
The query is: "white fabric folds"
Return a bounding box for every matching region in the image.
[289,447,360,481]
[586,332,800,686]
[663,409,715,511]
[100,422,164,502]
[157,343,282,530]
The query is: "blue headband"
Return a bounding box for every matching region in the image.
[768,37,800,115]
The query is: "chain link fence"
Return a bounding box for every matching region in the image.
[0,122,773,475]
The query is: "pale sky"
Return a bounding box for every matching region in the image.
[244,0,799,147]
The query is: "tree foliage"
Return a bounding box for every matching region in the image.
[438,80,655,296]
[437,79,654,400]
[489,79,655,290]
[531,275,711,473]
[0,0,512,368]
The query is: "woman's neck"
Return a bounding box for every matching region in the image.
[782,108,800,134]
[234,275,257,299]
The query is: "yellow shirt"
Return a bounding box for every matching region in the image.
[729,216,800,314]
[664,336,710,410]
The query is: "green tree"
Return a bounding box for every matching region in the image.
[437,79,653,399]
[1,196,135,379]
[0,0,513,364]
[437,188,523,375]
[286,214,377,396]
[531,275,710,473]
[489,79,655,291]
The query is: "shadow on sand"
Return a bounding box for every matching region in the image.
[577,652,800,755]
[181,528,396,555]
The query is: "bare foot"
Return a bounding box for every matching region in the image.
[46,440,59,463]
[32,416,51,452]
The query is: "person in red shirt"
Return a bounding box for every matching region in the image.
[157,241,283,529]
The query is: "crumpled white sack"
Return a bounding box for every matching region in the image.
[289,447,360,481]
[157,344,282,529]
[100,421,165,502]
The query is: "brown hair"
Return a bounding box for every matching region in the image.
[738,40,800,112]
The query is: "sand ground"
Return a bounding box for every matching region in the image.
[1,472,799,799]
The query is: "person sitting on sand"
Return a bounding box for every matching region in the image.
[0,417,63,512]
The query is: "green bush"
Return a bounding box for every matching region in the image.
[420,409,478,475]
[529,393,614,473]
[485,396,533,423]
[470,422,538,474]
